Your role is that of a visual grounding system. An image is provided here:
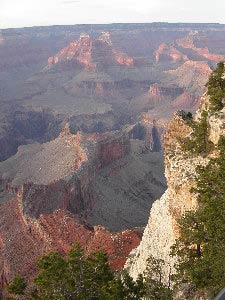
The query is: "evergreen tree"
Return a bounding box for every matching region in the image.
[101,271,145,300]
[144,256,173,300]
[172,137,225,297]
[206,61,225,112]
[181,110,213,157]
[7,245,147,300]
[7,276,27,299]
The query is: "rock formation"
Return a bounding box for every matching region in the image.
[0,199,142,282]
[47,32,134,70]
[2,24,225,161]
[126,95,225,286]
[165,60,212,95]
[0,124,166,282]
[176,32,225,62]
[155,43,188,64]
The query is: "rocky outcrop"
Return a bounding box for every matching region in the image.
[47,32,133,70]
[165,61,212,94]
[48,33,95,69]
[0,199,142,282]
[176,33,225,62]
[126,97,225,284]
[155,43,188,64]
[172,91,198,110]
[0,123,166,226]
[148,84,164,102]
[139,116,167,152]
[0,126,153,282]
[0,127,131,218]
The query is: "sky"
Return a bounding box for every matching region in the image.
[1,0,225,29]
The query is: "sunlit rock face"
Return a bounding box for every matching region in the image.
[165,60,212,95]
[155,43,188,64]
[47,32,134,70]
[176,32,225,62]
[125,95,225,287]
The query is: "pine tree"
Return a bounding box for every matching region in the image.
[206,61,225,112]
[144,256,173,300]
[172,137,225,297]
[8,244,147,300]
[7,276,27,299]
[181,110,214,157]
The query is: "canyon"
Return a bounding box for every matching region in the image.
[1,23,225,161]
[0,23,225,288]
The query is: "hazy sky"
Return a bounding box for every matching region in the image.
[1,0,225,29]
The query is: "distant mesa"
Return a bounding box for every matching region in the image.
[167,60,212,76]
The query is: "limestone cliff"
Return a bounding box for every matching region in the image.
[126,95,225,286]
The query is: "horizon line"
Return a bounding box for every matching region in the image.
[1,21,225,31]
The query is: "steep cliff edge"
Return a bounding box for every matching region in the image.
[126,92,225,292]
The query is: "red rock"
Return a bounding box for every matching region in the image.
[176,33,225,62]
[48,33,95,69]
[155,43,188,64]
[148,83,163,100]
[48,32,133,70]
[0,200,142,284]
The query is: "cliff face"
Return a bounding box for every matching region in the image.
[126,96,225,284]
[0,127,131,219]
[0,127,148,282]
[0,124,166,230]
[0,124,166,281]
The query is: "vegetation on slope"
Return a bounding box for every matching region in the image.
[181,62,225,157]
[181,110,214,157]
[6,245,172,300]
[172,62,225,298]
[206,61,225,112]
